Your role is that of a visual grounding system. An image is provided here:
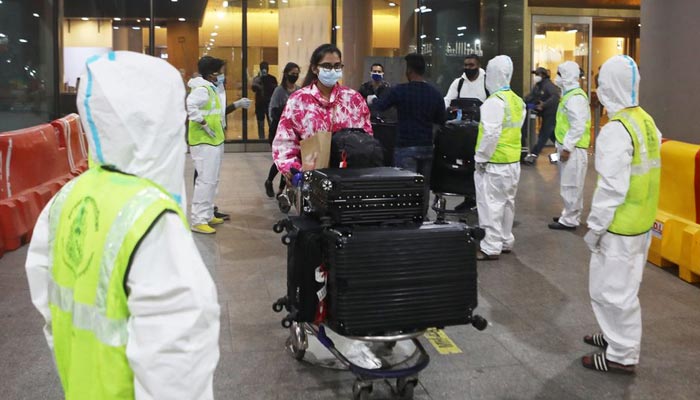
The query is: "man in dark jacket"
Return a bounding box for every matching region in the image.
[523,67,560,164]
[252,61,278,139]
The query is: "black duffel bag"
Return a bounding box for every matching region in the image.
[329,128,384,169]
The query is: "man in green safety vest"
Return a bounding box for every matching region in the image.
[581,55,662,374]
[474,55,526,260]
[549,61,591,230]
[187,56,250,234]
[25,51,220,398]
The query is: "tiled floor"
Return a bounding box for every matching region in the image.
[2,150,700,400]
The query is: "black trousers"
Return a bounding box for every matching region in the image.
[530,113,556,156]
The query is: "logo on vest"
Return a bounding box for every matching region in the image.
[62,197,100,278]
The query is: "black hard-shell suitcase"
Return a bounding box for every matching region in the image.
[306,167,425,225]
[273,216,326,326]
[430,122,478,196]
[323,221,480,336]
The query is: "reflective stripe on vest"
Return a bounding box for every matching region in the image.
[476,89,524,164]
[47,167,186,399]
[554,87,591,149]
[606,107,661,236]
[188,85,225,146]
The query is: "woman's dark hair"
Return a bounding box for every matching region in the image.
[198,56,225,78]
[302,43,342,87]
[281,62,301,86]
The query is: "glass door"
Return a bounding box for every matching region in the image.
[532,15,592,95]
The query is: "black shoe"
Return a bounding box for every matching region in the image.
[454,198,477,212]
[548,221,576,230]
[264,180,275,198]
[476,250,499,261]
[213,207,231,221]
[552,217,561,223]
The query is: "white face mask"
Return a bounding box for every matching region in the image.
[533,75,542,84]
[318,68,342,87]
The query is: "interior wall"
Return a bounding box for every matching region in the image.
[641,0,700,143]
[63,19,112,47]
[591,36,624,80]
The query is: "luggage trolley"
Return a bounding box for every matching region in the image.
[272,214,488,400]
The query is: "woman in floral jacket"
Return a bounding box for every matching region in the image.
[272,43,373,176]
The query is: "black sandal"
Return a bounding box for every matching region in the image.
[581,352,635,374]
[583,333,608,349]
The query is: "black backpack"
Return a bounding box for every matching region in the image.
[329,128,385,168]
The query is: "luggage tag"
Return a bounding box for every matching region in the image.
[339,150,348,168]
[314,264,328,323]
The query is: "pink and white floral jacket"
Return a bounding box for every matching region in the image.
[272,82,373,174]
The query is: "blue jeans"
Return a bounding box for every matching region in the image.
[394,146,433,216]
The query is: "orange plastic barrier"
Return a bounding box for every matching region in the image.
[0,124,74,257]
[648,140,700,282]
[51,113,89,175]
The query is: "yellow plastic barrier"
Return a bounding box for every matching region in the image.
[648,140,700,283]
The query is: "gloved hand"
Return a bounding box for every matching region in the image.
[475,162,487,173]
[202,124,216,138]
[234,98,252,109]
[366,95,378,105]
[291,171,304,187]
[584,229,603,254]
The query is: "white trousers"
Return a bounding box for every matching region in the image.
[589,231,651,365]
[190,144,223,225]
[475,163,521,255]
[557,144,588,227]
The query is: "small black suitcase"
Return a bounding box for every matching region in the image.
[273,216,326,326]
[305,167,425,225]
[430,122,478,196]
[323,221,479,336]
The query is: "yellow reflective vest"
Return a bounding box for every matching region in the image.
[476,89,524,164]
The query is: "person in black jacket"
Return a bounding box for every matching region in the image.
[252,61,278,140]
[523,67,560,164]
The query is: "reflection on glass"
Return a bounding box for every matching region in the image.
[532,19,591,94]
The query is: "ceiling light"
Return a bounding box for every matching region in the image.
[414,8,419,12]
[113,17,121,21]
[214,25,219,29]
[567,29,578,33]
[389,2,396,6]
[81,17,89,21]
[457,26,466,31]
[435,37,440,41]
[270,0,276,4]
[171,0,178,2]
[113,26,119,30]
[283,0,288,3]
[297,37,302,41]
[146,18,150,21]
[474,39,481,45]
[334,25,341,29]
[178,17,186,21]
[420,34,427,39]
[132,26,141,30]
[211,32,218,36]
[32,13,39,17]
[504,3,508,7]
[0,33,5,38]
[534,34,545,39]
[210,38,215,42]
[217,11,225,19]
[223,1,229,7]
[156,25,162,29]
[137,19,141,22]
[457,33,464,37]
[19,38,28,43]
[421,8,432,13]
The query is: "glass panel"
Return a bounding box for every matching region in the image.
[0,0,57,131]
[532,16,592,94]
[372,0,400,57]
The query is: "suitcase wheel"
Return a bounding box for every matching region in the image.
[471,314,488,331]
[272,296,287,313]
[281,234,292,245]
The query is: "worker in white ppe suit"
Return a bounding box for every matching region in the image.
[474,55,526,260]
[581,55,662,374]
[548,61,591,230]
[187,56,251,234]
[25,51,221,398]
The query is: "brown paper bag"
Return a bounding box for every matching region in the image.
[300,130,331,170]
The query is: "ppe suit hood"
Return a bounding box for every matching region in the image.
[485,55,513,94]
[556,61,581,93]
[597,55,640,116]
[76,51,187,207]
[188,76,214,89]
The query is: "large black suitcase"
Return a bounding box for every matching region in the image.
[305,167,425,225]
[430,122,478,196]
[274,216,326,326]
[323,221,479,336]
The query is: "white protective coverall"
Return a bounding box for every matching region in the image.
[25,51,221,399]
[187,76,224,226]
[555,61,591,227]
[474,55,526,255]
[585,55,662,366]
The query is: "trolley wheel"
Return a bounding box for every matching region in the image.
[272,298,285,313]
[285,336,305,360]
[396,377,417,400]
[352,380,373,400]
[471,315,488,331]
[272,222,284,233]
[281,235,291,245]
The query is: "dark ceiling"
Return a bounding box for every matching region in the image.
[529,0,639,9]
[64,0,208,22]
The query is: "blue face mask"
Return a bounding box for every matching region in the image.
[318,68,342,87]
[216,74,225,86]
[371,72,383,82]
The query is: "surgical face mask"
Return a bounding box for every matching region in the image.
[464,68,479,79]
[318,68,342,87]
[261,69,268,76]
[533,75,542,84]
[216,74,225,86]
[287,74,299,84]
[371,72,384,82]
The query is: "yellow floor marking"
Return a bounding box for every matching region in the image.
[424,328,462,354]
